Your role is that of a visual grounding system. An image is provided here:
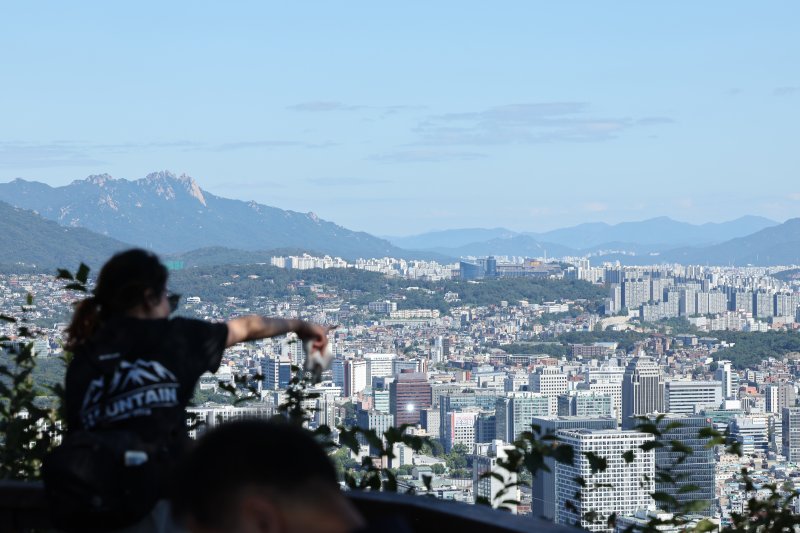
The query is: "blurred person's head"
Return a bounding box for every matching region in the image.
[173,420,365,533]
[66,248,170,350]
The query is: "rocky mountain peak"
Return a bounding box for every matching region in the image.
[140,171,206,206]
[81,174,115,187]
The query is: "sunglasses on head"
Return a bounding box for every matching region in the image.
[166,291,181,313]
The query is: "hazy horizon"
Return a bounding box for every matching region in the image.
[2,2,799,235]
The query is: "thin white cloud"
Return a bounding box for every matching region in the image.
[305,176,392,186]
[0,142,107,168]
[369,150,487,163]
[584,202,609,213]
[774,86,800,97]
[286,101,366,112]
[410,103,673,146]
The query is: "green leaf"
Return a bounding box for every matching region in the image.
[639,440,664,452]
[622,449,635,463]
[75,263,90,284]
[651,491,678,506]
[339,429,361,455]
[583,451,608,474]
[677,483,700,494]
[552,443,574,465]
[55,268,74,280]
[694,519,718,533]
[669,439,693,455]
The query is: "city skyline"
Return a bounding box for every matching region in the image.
[2,2,799,235]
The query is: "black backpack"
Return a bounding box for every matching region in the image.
[42,354,171,531]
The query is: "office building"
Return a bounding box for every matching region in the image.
[442,409,478,452]
[729,416,769,455]
[531,416,617,520]
[530,366,569,413]
[495,392,550,443]
[364,353,396,386]
[645,414,716,516]
[389,371,432,426]
[439,389,503,437]
[342,359,367,397]
[556,429,655,532]
[261,355,292,391]
[473,440,519,513]
[557,390,614,418]
[622,355,665,426]
[665,380,723,415]
[419,408,440,438]
[475,411,497,443]
[782,407,800,462]
[356,409,395,455]
[714,360,737,400]
[766,383,797,414]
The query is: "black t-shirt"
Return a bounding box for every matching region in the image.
[65,316,228,457]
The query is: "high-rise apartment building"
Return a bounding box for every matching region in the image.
[622,279,649,310]
[622,355,665,426]
[731,290,754,314]
[679,288,697,317]
[753,291,774,319]
[556,429,655,532]
[775,293,800,317]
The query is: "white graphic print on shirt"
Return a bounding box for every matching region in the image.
[80,358,180,428]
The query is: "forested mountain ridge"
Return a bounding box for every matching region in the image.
[0,172,436,260]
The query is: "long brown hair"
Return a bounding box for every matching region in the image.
[65,249,168,351]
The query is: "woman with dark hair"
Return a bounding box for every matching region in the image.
[60,248,329,532]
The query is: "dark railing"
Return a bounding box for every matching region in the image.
[0,480,575,533]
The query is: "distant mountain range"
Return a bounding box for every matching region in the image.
[0,172,439,261]
[0,171,796,268]
[388,216,778,257]
[658,218,800,266]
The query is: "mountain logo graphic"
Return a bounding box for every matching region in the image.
[80,358,180,428]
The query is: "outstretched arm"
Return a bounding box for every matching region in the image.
[225,316,329,352]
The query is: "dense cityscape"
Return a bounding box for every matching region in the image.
[5,253,800,531]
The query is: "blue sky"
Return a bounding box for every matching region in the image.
[1,2,798,235]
